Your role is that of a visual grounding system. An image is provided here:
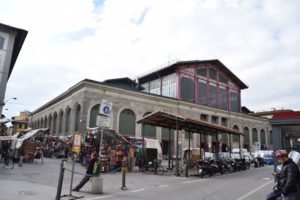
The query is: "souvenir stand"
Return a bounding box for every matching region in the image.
[43,135,70,158]
[86,128,137,172]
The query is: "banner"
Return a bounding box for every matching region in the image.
[72,134,81,153]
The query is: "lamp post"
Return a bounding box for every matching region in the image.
[5,97,17,103]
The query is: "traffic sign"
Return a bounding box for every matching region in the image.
[99,99,113,117]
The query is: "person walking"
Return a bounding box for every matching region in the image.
[18,145,24,167]
[274,149,300,200]
[72,152,99,192]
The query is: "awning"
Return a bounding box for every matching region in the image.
[0,136,13,141]
[0,118,11,124]
[137,110,243,136]
[14,128,49,149]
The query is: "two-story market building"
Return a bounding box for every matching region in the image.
[28,59,271,157]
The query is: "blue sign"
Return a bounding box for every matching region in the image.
[103,106,110,114]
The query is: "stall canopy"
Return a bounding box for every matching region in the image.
[0,136,13,141]
[14,128,49,149]
[137,110,243,136]
[87,127,137,147]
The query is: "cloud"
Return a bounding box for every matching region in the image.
[1,0,300,119]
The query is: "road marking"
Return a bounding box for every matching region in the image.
[235,180,273,200]
[263,177,270,180]
[85,195,114,200]
[131,189,146,193]
[182,179,206,184]
[158,185,168,188]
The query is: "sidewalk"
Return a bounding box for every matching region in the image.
[0,159,186,200]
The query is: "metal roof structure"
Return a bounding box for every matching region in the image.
[137,59,248,90]
[137,110,243,136]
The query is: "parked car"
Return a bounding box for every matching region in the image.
[263,155,274,165]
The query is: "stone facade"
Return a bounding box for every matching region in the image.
[29,79,271,153]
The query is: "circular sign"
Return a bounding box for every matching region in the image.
[103,106,110,114]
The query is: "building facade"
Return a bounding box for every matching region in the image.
[270,111,300,153]
[28,60,271,155]
[12,111,30,133]
[0,23,27,116]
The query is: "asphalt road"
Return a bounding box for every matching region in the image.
[0,158,275,200]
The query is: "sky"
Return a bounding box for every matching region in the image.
[1,0,300,119]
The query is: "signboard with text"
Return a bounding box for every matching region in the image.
[72,134,81,153]
[96,115,112,128]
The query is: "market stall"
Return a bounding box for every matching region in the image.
[85,128,137,172]
[43,135,70,158]
[13,128,49,162]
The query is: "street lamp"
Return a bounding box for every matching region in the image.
[5,97,17,103]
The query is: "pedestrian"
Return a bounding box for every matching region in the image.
[268,149,300,200]
[72,152,99,192]
[18,145,25,167]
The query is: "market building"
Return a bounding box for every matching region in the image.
[28,59,271,156]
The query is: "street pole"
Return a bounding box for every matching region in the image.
[175,119,179,176]
[69,155,76,196]
[98,127,104,174]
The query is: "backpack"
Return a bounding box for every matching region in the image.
[92,161,100,175]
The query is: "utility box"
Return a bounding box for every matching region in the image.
[90,176,103,194]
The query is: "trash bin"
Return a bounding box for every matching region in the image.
[91,176,103,194]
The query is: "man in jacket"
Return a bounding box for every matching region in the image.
[73,152,99,191]
[275,149,300,200]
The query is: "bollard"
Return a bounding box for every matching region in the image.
[154,159,158,175]
[121,160,127,190]
[55,159,67,200]
[91,175,103,194]
[184,161,189,178]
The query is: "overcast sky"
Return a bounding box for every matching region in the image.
[1,0,300,119]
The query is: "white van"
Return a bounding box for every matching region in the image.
[232,148,253,160]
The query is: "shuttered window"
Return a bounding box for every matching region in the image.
[119,109,136,136]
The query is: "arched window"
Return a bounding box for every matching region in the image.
[65,108,71,133]
[232,125,239,142]
[75,105,81,131]
[89,104,100,128]
[260,129,266,145]
[243,127,250,144]
[41,118,44,128]
[260,129,266,150]
[119,109,136,136]
[0,36,4,49]
[269,131,272,145]
[44,116,47,128]
[53,112,57,135]
[243,127,250,151]
[49,115,52,134]
[59,111,64,134]
[252,128,258,143]
[142,112,156,139]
